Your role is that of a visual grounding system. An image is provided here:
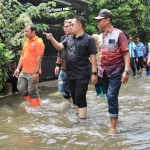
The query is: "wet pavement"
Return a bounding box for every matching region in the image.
[0,75,150,150]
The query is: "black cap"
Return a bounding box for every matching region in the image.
[94,9,113,20]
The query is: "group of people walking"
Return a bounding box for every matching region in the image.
[127,35,150,77]
[13,8,150,134]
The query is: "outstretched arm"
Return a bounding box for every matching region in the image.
[43,32,65,51]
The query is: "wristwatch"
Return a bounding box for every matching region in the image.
[34,70,39,74]
[92,72,97,75]
[124,70,130,74]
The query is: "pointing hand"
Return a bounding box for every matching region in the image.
[43,32,53,40]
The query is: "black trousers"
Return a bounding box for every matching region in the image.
[69,79,89,108]
[136,56,144,71]
[130,57,136,74]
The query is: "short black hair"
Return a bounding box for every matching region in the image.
[135,36,140,39]
[105,17,113,23]
[126,35,130,39]
[26,24,37,34]
[73,16,85,29]
[109,17,113,23]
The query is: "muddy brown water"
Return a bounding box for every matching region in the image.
[0,76,150,150]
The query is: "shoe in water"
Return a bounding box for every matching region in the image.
[141,73,145,77]
[108,129,116,135]
[102,94,107,100]
[94,93,100,96]
[78,118,86,123]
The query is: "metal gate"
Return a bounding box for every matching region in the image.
[38,25,64,80]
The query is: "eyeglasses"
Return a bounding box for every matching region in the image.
[63,25,71,29]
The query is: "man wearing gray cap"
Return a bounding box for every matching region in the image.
[94,9,130,134]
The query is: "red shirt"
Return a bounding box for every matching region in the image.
[98,27,128,77]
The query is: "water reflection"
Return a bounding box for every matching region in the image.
[0,76,150,149]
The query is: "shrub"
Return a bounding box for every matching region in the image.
[0,41,14,91]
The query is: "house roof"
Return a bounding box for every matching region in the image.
[18,0,89,9]
[18,0,89,25]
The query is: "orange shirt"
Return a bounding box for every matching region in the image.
[22,36,45,73]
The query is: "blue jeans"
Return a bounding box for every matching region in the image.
[100,67,124,119]
[58,70,71,100]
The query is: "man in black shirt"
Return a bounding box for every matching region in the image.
[55,19,73,105]
[44,16,98,120]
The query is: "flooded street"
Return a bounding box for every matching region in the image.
[0,76,150,150]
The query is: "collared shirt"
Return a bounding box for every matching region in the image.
[61,32,97,79]
[128,42,136,57]
[22,36,45,73]
[135,42,145,58]
[98,27,128,77]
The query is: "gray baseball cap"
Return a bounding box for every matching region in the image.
[94,9,113,20]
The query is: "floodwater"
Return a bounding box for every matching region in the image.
[0,76,150,150]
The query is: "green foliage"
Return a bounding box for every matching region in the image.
[0,41,14,91]
[0,0,57,90]
[0,0,56,48]
[83,0,150,43]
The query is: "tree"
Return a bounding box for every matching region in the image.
[83,0,105,34]
[0,0,56,91]
[83,0,150,43]
[0,41,14,91]
[103,0,150,43]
